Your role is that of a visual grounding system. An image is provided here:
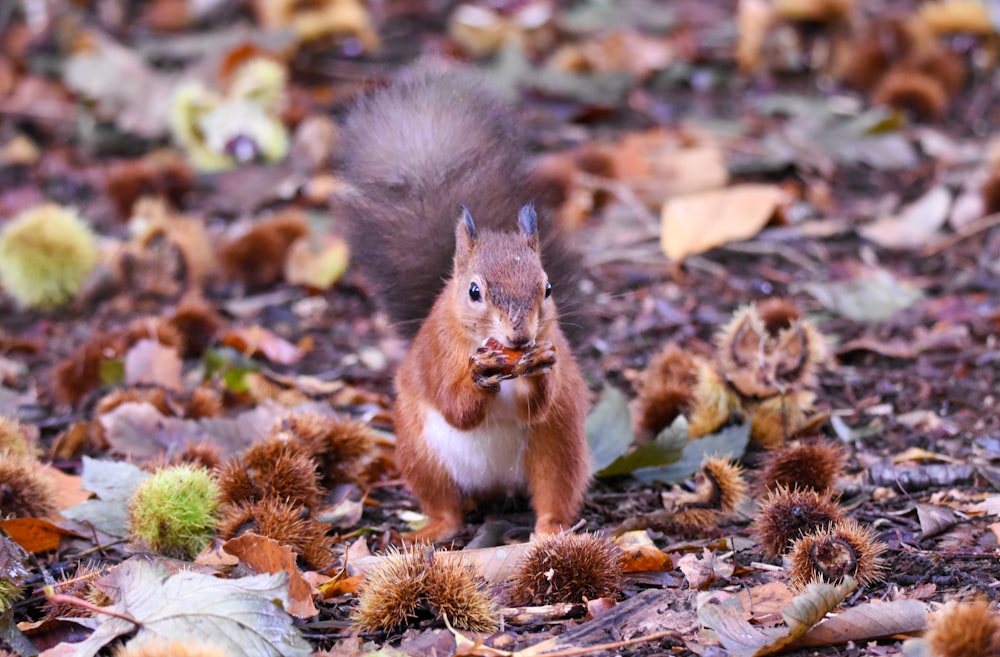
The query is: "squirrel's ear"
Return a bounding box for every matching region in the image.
[456,205,477,258]
[518,203,539,250]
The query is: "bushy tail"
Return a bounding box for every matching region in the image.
[336,69,582,339]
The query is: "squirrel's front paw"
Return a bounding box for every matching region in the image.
[470,348,515,391]
[515,339,557,377]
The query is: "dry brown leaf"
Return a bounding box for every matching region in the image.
[860,186,952,249]
[47,467,93,510]
[615,530,673,572]
[223,326,306,365]
[123,339,183,391]
[794,599,927,647]
[735,581,795,627]
[661,184,786,260]
[678,549,732,590]
[223,533,319,619]
[0,517,82,553]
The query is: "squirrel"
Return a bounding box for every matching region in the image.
[336,70,591,542]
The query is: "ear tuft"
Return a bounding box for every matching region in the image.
[518,203,537,238]
[460,205,477,241]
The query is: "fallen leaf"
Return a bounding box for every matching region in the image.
[615,530,673,573]
[284,234,349,290]
[678,549,732,590]
[123,339,184,391]
[915,503,958,538]
[47,467,93,511]
[597,415,686,477]
[0,518,82,553]
[735,581,794,626]
[794,599,927,648]
[39,558,312,657]
[698,577,857,657]
[222,325,306,365]
[860,186,952,249]
[661,184,786,260]
[223,534,318,619]
[61,457,150,538]
[631,423,751,484]
[802,267,923,323]
[585,385,635,474]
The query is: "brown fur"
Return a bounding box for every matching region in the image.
[394,226,590,541]
[339,71,590,542]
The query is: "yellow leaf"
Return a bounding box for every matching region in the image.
[660,184,786,260]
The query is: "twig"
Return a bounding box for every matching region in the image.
[922,211,1000,256]
[531,629,682,656]
[44,592,140,626]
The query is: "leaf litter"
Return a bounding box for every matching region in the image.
[4,0,1000,656]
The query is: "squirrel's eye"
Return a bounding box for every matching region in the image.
[544,281,552,299]
[469,282,482,302]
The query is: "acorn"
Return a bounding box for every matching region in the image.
[752,485,844,558]
[788,518,886,589]
[508,532,623,606]
[128,465,221,559]
[0,204,99,309]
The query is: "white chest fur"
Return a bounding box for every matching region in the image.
[423,379,529,494]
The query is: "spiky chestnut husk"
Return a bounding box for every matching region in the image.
[912,47,966,96]
[982,168,1000,216]
[217,497,333,570]
[0,203,99,309]
[218,211,308,288]
[748,391,818,449]
[0,457,58,518]
[634,344,700,439]
[274,413,376,486]
[696,457,747,514]
[54,319,184,405]
[113,639,231,657]
[752,485,844,558]
[758,439,845,493]
[217,438,323,510]
[508,533,623,606]
[0,578,23,615]
[164,296,225,359]
[41,561,110,620]
[105,150,193,220]
[171,440,223,470]
[715,302,828,400]
[925,596,1000,657]
[871,69,948,121]
[128,465,221,559]
[0,415,33,458]
[183,387,224,420]
[688,363,743,438]
[773,0,852,23]
[788,518,886,589]
[353,544,497,633]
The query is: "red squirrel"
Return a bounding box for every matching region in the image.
[337,70,590,542]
